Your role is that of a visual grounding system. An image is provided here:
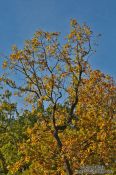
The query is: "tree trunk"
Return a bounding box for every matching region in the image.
[64,155,73,175]
[53,130,73,175]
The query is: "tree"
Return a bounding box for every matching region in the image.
[0,89,19,174]
[0,85,38,175]
[1,19,116,174]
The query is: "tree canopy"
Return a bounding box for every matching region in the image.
[0,19,115,175]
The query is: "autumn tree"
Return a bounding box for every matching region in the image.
[1,19,116,174]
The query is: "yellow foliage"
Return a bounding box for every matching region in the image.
[2,60,8,69]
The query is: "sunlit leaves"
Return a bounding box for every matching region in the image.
[2,60,8,69]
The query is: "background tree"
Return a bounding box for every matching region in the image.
[0,84,38,174]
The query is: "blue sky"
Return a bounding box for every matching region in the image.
[0,0,116,78]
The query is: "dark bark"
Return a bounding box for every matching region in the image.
[53,130,62,150]
[64,155,73,175]
[53,129,73,175]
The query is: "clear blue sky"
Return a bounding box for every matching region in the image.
[0,0,116,78]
